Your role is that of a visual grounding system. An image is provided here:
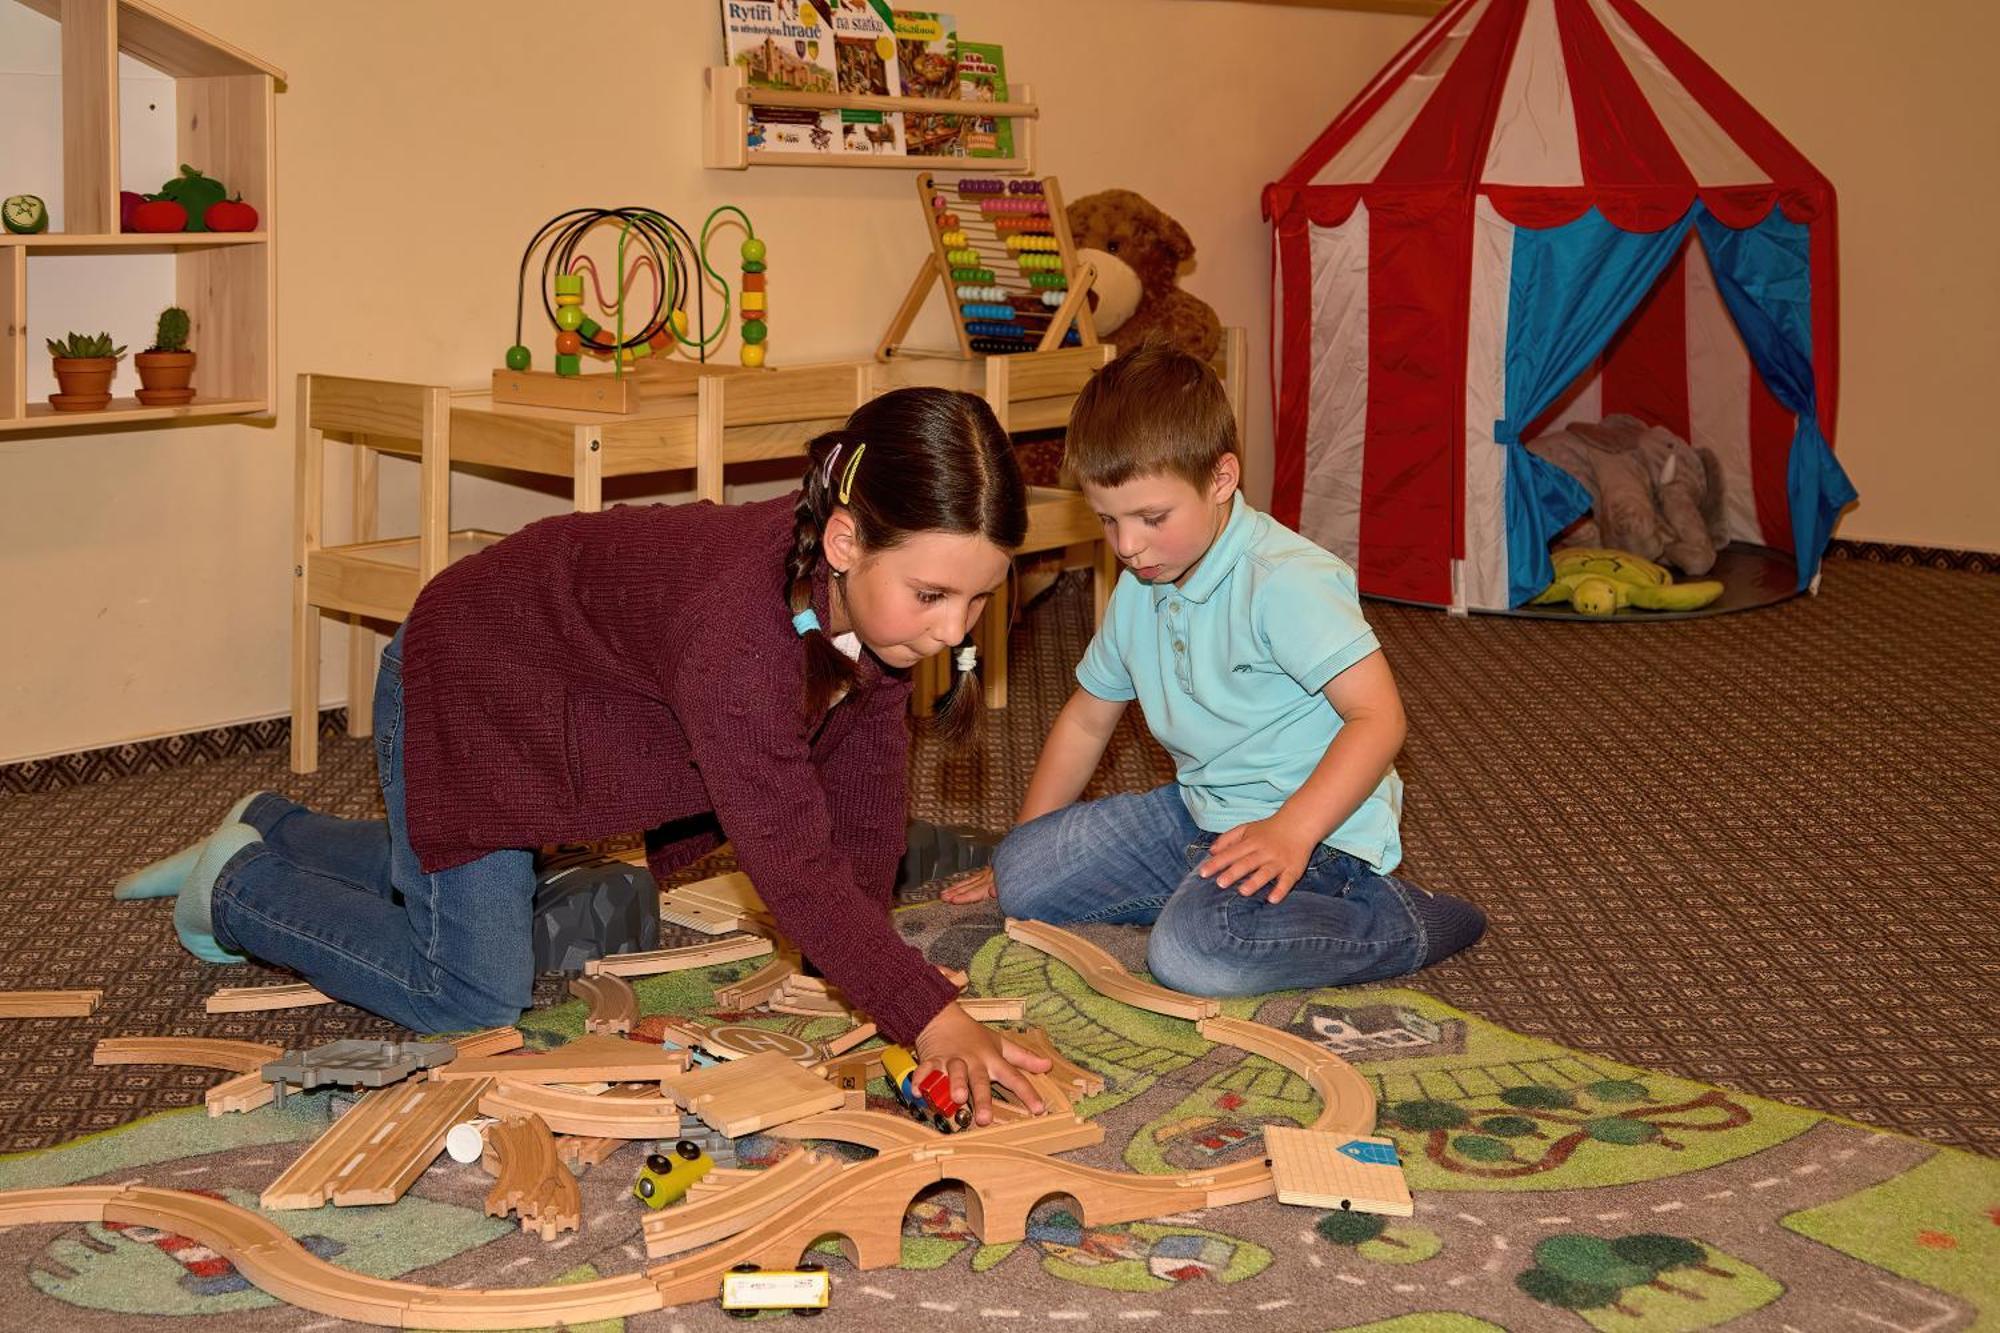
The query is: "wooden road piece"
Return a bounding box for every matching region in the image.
[204,982,334,1014]
[431,1033,686,1086]
[568,973,638,1034]
[1264,1125,1413,1216]
[675,1050,847,1138]
[482,1115,582,1240]
[1004,919,1220,1020]
[657,871,767,935]
[1196,1016,1377,1136]
[583,934,772,978]
[262,1076,494,1210]
[0,989,102,1017]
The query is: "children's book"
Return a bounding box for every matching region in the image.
[892,9,961,157]
[721,0,840,156]
[832,0,905,156]
[956,40,1010,159]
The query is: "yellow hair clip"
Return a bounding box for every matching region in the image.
[838,441,867,505]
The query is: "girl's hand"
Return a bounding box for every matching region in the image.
[939,866,997,904]
[1198,816,1318,904]
[913,1000,1053,1125]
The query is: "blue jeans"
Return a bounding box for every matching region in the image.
[210,628,534,1032]
[992,784,1428,994]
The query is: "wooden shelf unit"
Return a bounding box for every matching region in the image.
[704,64,1038,173]
[1,0,281,434]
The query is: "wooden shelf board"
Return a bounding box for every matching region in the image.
[741,152,1034,173]
[4,396,268,431]
[734,87,1039,118]
[1,232,268,250]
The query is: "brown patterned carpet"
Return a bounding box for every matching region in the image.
[0,557,1994,1158]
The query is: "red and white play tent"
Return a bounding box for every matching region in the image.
[1263,0,1855,610]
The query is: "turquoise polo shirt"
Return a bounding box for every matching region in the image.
[1076,494,1404,872]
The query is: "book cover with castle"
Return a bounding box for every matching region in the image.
[892,9,960,157]
[722,0,839,156]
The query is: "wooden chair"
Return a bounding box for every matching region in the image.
[291,374,500,773]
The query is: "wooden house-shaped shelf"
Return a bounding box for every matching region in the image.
[1,0,281,433]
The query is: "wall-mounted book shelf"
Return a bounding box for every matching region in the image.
[0,0,281,435]
[703,64,1039,174]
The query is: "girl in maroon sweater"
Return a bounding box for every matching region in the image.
[115,388,1053,1122]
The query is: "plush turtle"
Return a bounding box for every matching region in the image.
[1532,547,1724,615]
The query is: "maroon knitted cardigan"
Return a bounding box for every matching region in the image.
[399,494,958,1043]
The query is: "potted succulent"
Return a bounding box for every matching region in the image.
[135,306,196,406]
[45,331,127,412]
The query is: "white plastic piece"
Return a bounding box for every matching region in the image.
[444,1118,493,1164]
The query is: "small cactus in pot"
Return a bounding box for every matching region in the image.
[46,330,127,411]
[135,306,197,406]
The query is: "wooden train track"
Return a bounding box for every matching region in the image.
[642,1149,843,1258]
[483,1115,581,1240]
[1197,1015,1377,1135]
[582,934,772,978]
[204,982,334,1013]
[0,989,102,1017]
[477,1082,685,1139]
[1003,919,1221,1019]
[567,973,638,1034]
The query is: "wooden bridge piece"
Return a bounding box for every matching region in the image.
[1003,919,1220,1020]
[262,1077,495,1210]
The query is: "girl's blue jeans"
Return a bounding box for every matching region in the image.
[210,628,534,1032]
[992,783,1428,995]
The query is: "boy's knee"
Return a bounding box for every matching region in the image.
[991,818,1059,918]
[1145,922,1243,998]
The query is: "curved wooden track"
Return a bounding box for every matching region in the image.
[92,1037,279,1072]
[1003,919,1220,1019]
[1197,1015,1377,1135]
[567,973,638,1034]
[478,1082,682,1139]
[484,1115,580,1240]
[643,1149,842,1258]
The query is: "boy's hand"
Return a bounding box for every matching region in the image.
[1199,815,1318,905]
[913,1000,1053,1125]
[939,866,997,904]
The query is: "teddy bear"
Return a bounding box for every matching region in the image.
[1065,189,1221,360]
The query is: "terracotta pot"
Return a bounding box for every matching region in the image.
[49,356,118,411]
[134,349,197,406]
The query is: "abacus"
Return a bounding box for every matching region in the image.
[495,204,768,413]
[876,171,1099,362]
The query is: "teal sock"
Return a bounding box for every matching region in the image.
[174,822,258,964]
[114,790,266,900]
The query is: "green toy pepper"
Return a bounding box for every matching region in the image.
[157,163,227,232]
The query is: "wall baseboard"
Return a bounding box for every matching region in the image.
[1,709,349,797]
[1826,539,1998,575]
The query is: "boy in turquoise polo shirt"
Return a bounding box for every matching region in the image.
[944,342,1484,993]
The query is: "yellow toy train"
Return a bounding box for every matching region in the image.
[632,1139,714,1209]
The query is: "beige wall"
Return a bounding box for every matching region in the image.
[1,0,1993,764]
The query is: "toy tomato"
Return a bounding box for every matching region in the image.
[120,190,145,231]
[205,197,258,232]
[131,198,188,233]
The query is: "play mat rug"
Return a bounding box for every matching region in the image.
[0,927,1992,1331]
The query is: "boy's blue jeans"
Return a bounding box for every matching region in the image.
[993,784,1428,994]
[209,628,534,1032]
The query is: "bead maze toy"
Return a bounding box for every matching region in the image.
[495,204,768,413]
[876,170,1101,361]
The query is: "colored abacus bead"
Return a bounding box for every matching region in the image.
[505,344,531,371]
[740,342,766,368]
[950,267,995,283]
[742,259,766,274]
[741,319,767,344]
[555,330,582,354]
[741,271,766,293]
[555,353,581,376]
[742,290,766,313]
[740,237,766,264]
[555,304,584,331]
